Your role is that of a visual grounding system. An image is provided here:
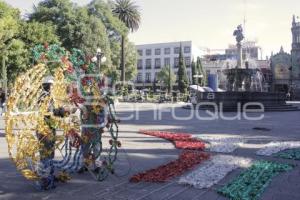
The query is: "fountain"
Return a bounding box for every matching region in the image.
[193,25,299,112]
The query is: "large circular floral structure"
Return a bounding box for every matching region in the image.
[5,44,120,190]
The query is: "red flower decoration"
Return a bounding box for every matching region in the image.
[82,64,88,71]
[44,43,49,49]
[61,56,68,64]
[81,77,92,86]
[67,65,74,73]
[40,53,46,61]
[67,129,82,148]
[140,130,205,150]
[69,88,85,105]
[130,151,210,183]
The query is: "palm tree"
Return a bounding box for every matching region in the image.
[112,0,141,85]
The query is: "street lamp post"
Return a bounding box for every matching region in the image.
[95,48,106,73]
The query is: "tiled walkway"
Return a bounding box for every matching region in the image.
[0,103,300,200]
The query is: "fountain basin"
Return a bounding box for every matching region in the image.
[191,91,299,112]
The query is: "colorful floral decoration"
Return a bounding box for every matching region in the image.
[65,48,120,181]
[256,141,300,156]
[129,130,209,183]
[195,134,245,153]
[32,44,67,63]
[140,130,206,150]
[218,161,294,200]
[179,155,252,189]
[130,151,210,183]
[5,62,78,190]
[274,148,300,160]
[5,44,120,190]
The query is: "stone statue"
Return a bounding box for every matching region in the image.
[233,25,244,44]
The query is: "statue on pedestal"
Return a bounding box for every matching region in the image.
[233,25,244,44]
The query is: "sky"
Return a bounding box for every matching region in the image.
[4,0,300,57]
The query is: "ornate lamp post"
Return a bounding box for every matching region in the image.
[94,48,106,73]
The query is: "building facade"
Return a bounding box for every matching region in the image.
[225,41,261,60]
[270,47,291,93]
[135,41,197,88]
[270,15,300,98]
[291,15,300,99]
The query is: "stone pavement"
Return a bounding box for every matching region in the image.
[0,102,300,200]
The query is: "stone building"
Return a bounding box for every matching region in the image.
[270,15,300,98]
[270,47,291,93]
[291,15,300,99]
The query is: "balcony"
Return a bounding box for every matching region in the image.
[145,65,152,69]
[155,65,161,69]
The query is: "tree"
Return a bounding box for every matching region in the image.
[0,2,20,49]
[157,65,176,94]
[30,0,111,59]
[191,59,197,85]
[196,56,206,86]
[124,40,137,80]
[177,47,189,93]
[88,0,138,82]
[0,1,26,85]
[5,39,28,83]
[88,0,128,40]
[112,0,141,85]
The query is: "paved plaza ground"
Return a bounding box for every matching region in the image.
[0,102,300,200]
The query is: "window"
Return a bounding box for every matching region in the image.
[174,57,179,68]
[146,59,152,69]
[146,49,152,56]
[174,47,180,54]
[164,48,171,55]
[137,50,143,56]
[184,46,191,53]
[137,73,142,82]
[155,48,161,55]
[164,57,170,66]
[137,59,143,69]
[185,57,191,67]
[155,58,161,69]
[146,72,151,82]
[155,72,159,79]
